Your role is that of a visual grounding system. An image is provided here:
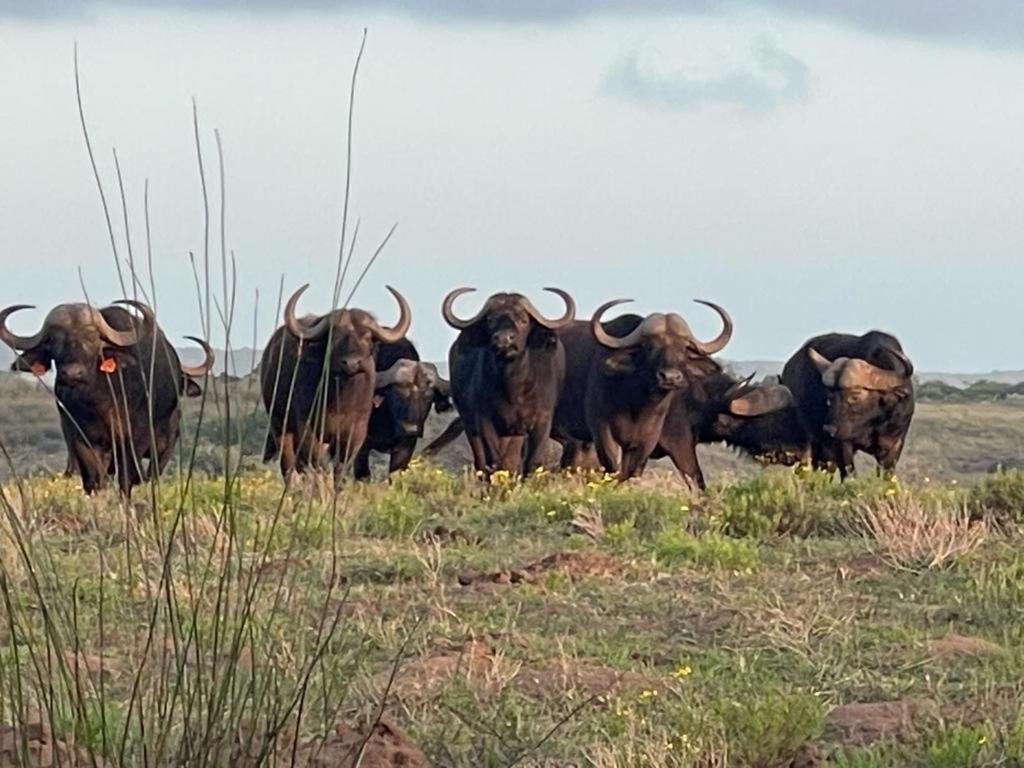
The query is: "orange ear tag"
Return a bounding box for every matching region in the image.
[99,357,117,374]
[30,362,48,375]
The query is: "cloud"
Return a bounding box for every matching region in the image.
[606,38,811,111]
[4,0,1024,49]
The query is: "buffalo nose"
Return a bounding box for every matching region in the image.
[340,356,363,375]
[492,332,516,352]
[657,368,684,389]
[58,363,89,384]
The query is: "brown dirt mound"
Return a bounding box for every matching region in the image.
[826,698,938,745]
[927,633,1004,658]
[292,718,429,768]
[458,551,622,586]
[0,716,108,767]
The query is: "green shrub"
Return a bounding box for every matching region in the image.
[653,529,758,571]
[968,469,1024,527]
[715,690,824,767]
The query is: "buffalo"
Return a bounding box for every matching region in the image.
[260,285,411,478]
[651,371,802,488]
[553,302,732,480]
[354,338,452,479]
[782,331,914,478]
[442,288,575,474]
[1,300,214,495]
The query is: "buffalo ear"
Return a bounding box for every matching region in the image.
[11,352,51,375]
[433,390,454,413]
[183,378,203,398]
[729,384,793,417]
[527,324,557,349]
[602,350,636,376]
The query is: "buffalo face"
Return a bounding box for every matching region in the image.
[283,284,412,378]
[374,360,452,438]
[591,300,733,394]
[2,301,153,393]
[808,349,912,446]
[442,288,576,358]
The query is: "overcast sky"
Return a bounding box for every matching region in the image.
[1,1,1022,372]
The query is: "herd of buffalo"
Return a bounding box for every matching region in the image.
[0,287,915,495]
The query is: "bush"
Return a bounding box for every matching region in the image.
[653,529,758,571]
[968,469,1024,527]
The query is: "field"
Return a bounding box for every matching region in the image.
[0,380,1024,765]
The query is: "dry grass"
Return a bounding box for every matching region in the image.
[860,491,988,572]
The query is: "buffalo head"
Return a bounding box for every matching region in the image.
[590,300,732,392]
[283,284,411,375]
[442,288,575,359]
[1,300,213,395]
[808,348,913,444]
[373,359,452,438]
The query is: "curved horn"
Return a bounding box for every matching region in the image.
[284,284,332,342]
[591,299,647,349]
[374,359,410,390]
[690,300,733,356]
[441,287,490,330]
[723,372,756,401]
[521,287,576,330]
[729,383,794,417]
[0,305,47,351]
[840,360,908,392]
[180,336,215,378]
[367,286,412,344]
[890,348,914,377]
[99,299,155,347]
[807,347,833,375]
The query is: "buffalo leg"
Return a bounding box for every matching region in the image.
[523,420,553,474]
[388,439,416,475]
[495,436,525,473]
[594,426,621,475]
[619,445,653,481]
[657,429,706,490]
[353,446,373,481]
[279,432,297,478]
[466,432,490,473]
[837,442,856,480]
[73,442,108,494]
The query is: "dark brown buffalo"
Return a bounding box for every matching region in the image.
[353,338,452,479]
[553,302,732,480]
[782,331,914,478]
[1,300,214,495]
[260,285,411,478]
[650,371,802,488]
[443,288,575,474]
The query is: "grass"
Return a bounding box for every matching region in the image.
[1,461,1024,765]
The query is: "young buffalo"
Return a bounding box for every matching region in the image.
[354,338,452,479]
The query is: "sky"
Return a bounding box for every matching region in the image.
[1,1,1022,372]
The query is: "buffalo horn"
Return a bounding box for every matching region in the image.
[441,288,493,330]
[690,300,733,356]
[521,288,576,330]
[0,305,47,351]
[367,286,412,344]
[590,299,645,349]
[181,336,215,377]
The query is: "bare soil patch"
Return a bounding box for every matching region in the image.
[388,639,512,701]
[826,698,938,745]
[457,551,622,587]
[926,633,1004,658]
